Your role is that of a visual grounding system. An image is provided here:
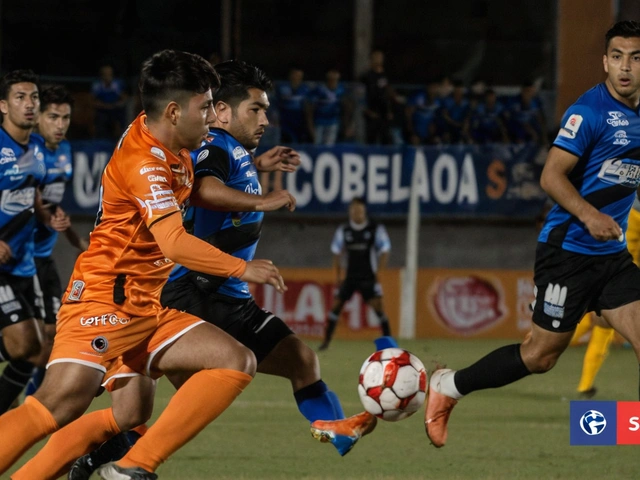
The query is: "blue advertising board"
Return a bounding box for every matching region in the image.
[62,141,547,219]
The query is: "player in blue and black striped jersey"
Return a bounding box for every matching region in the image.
[23,85,88,398]
[425,20,640,449]
[0,70,51,414]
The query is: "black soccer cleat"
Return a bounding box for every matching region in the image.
[68,454,95,480]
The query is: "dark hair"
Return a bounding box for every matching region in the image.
[40,85,74,111]
[350,196,367,207]
[212,60,273,108]
[0,69,39,100]
[605,20,640,51]
[139,49,220,118]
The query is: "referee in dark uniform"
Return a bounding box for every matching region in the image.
[319,197,392,351]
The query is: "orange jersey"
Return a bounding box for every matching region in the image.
[63,114,194,316]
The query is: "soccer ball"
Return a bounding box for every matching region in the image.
[358,348,427,422]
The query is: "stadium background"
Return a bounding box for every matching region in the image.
[4,2,640,479]
[4,0,638,342]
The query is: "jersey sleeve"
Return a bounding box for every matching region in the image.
[330,226,344,255]
[553,104,598,158]
[193,145,230,183]
[127,157,179,228]
[375,224,391,253]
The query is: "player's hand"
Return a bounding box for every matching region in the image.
[583,211,623,242]
[0,240,12,264]
[50,210,71,232]
[257,190,296,212]
[254,146,301,173]
[241,259,287,293]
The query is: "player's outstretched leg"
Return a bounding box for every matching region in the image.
[97,463,157,480]
[310,411,378,456]
[424,369,460,448]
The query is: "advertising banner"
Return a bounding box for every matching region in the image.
[62,141,547,220]
[250,268,401,341]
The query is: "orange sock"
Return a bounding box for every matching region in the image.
[0,396,58,474]
[118,369,251,472]
[12,407,120,480]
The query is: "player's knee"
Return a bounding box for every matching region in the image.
[9,335,42,360]
[527,352,560,374]
[235,347,257,377]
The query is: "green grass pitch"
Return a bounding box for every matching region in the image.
[7,338,640,479]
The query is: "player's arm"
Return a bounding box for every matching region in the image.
[150,212,285,291]
[375,224,391,277]
[63,225,89,251]
[191,176,296,212]
[332,253,342,285]
[253,146,301,173]
[540,146,622,241]
[330,226,344,284]
[33,189,52,226]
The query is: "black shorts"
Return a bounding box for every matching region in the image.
[532,243,640,332]
[0,273,44,329]
[35,256,62,325]
[161,275,294,363]
[337,278,382,302]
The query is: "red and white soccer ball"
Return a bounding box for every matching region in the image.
[358,348,427,422]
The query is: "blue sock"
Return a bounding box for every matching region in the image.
[374,336,398,350]
[295,380,345,422]
[25,366,45,396]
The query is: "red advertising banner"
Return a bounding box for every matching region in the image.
[250,267,535,340]
[250,268,401,340]
[417,269,535,339]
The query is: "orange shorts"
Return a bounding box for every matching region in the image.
[49,301,204,379]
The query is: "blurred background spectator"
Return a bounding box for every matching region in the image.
[309,68,354,146]
[275,65,314,144]
[360,50,396,145]
[91,64,128,140]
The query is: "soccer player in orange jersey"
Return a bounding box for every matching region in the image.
[0,49,286,479]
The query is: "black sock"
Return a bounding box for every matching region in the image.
[0,359,34,414]
[454,344,531,396]
[377,312,391,336]
[88,431,134,468]
[323,312,339,345]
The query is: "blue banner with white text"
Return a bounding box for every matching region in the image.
[62,141,547,219]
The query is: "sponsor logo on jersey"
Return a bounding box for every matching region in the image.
[91,336,109,353]
[598,158,640,188]
[41,182,66,204]
[543,283,567,326]
[139,166,167,175]
[147,175,168,183]
[240,161,251,168]
[233,146,248,160]
[430,276,507,334]
[558,114,583,139]
[80,313,131,327]
[150,146,166,161]
[0,187,35,215]
[196,149,209,163]
[244,184,260,195]
[245,170,257,177]
[153,257,172,267]
[613,130,631,146]
[607,111,629,127]
[68,280,85,301]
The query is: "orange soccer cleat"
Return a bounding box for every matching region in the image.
[310,411,378,456]
[424,369,458,448]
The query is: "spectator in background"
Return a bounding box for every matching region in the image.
[468,89,509,144]
[360,50,395,145]
[505,80,548,145]
[441,79,471,144]
[404,78,443,145]
[91,64,127,139]
[310,68,353,146]
[275,65,313,143]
